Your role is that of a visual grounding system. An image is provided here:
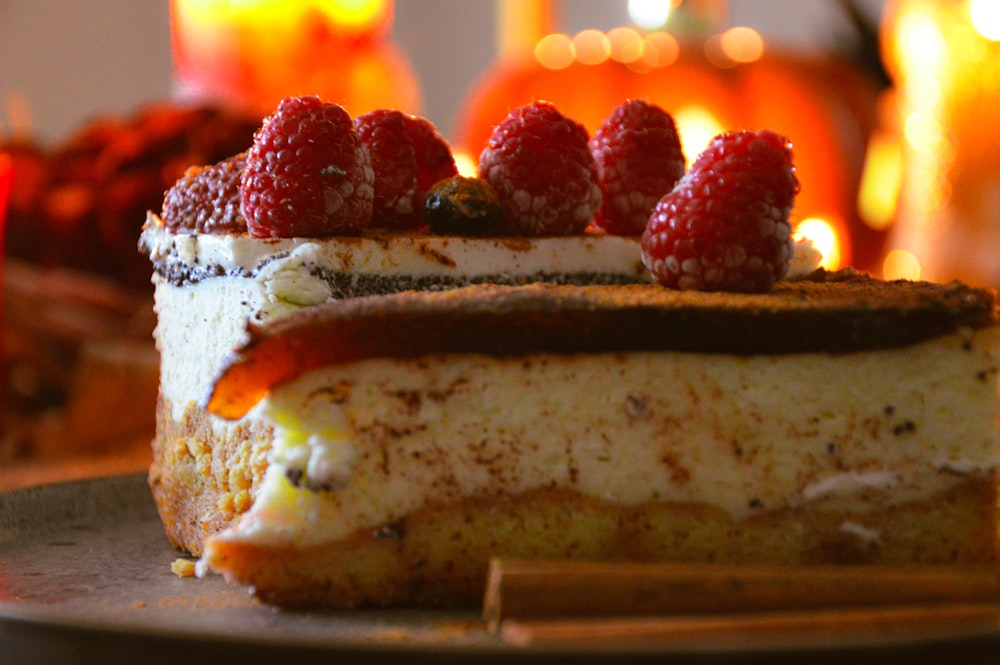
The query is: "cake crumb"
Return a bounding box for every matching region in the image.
[171,557,198,578]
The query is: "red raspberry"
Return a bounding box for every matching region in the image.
[590,100,685,235]
[477,101,601,236]
[641,130,799,293]
[354,109,457,230]
[161,153,247,234]
[241,95,373,238]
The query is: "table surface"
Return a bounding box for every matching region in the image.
[0,436,151,493]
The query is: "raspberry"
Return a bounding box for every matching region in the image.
[641,130,799,293]
[161,153,247,234]
[354,109,457,230]
[477,101,601,236]
[241,95,373,238]
[590,100,685,235]
[424,176,503,236]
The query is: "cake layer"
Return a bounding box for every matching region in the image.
[149,396,271,556]
[196,280,999,607]
[206,332,999,546]
[139,214,649,288]
[204,479,997,609]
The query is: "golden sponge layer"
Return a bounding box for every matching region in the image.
[204,478,998,609]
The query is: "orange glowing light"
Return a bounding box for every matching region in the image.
[535,33,575,70]
[453,150,478,178]
[720,27,765,63]
[882,248,922,280]
[173,0,392,37]
[703,34,737,69]
[641,31,681,68]
[673,106,726,164]
[497,0,555,60]
[324,0,390,26]
[457,16,881,274]
[795,218,842,270]
[572,29,612,66]
[971,0,1000,40]
[627,0,679,29]
[903,111,946,154]
[623,31,678,73]
[888,9,948,71]
[170,0,418,117]
[858,129,902,231]
[608,27,645,64]
[881,0,1000,285]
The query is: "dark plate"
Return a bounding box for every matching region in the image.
[1,474,997,664]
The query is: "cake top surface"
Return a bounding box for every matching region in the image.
[138,213,650,285]
[204,270,998,420]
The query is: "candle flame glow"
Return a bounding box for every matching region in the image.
[893,10,948,71]
[881,0,1000,285]
[971,0,1000,40]
[794,217,841,270]
[627,0,678,30]
[170,0,415,117]
[673,107,726,165]
[858,129,902,231]
[177,0,389,29]
[453,150,478,178]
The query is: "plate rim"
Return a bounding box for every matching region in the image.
[1,473,999,663]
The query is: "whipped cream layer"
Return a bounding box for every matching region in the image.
[209,328,1000,549]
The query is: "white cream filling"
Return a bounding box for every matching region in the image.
[142,214,820,283]
[839,521,881,547]
[140,214,650,279]
[787,235,822,278]
[210,329,1000,548]
[800,471,900,502]
[153,277,260,421]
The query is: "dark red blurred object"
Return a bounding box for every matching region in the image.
[2,103,260,290]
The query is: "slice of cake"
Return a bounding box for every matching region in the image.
[138,98,668,555]
[141,222,649,553]
[200,277,999,608]
[146,94,993,614]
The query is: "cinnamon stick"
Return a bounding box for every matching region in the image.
[499,603,1000,648]
[483,559,1000,629]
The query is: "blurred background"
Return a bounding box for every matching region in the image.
[0,0,998,470]
[1,1,885,144]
